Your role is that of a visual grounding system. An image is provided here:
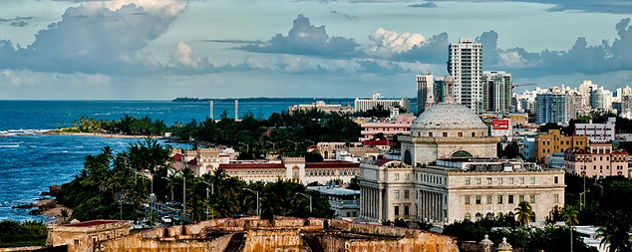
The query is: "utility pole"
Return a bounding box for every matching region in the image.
[296,192,312,213]
[244,188,259,216]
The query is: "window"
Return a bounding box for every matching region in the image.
[530,177,535,184]
[472,132,476,137]
[443,132,448,137]
[554,176,558,184]
[394,206,400,216]
[404,190,410,199]
[465,178,470,185]
[405,174,410,181]
[394,173,399,180]
[487,178,492,185]
[497,195,503,204]
[395,190,400,199]
[428,132,433,137]
[404,206,410,216]
[476,195,481,204]
[498,178,503,184]
[465,196,470,205]
[476,178,481,185]
[554,194,559,203]
[519,195,525,202]
[508,195,514,204]
[486,195,492,204]
[465,213,471,220]
[530,195,536,203]
[509,178,514,184]
[458,132,463,137]
[520,177,525,184]
[74,240,79,246]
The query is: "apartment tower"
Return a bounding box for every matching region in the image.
[447,38,483,113]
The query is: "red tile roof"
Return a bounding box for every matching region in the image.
[187,159,198,165]
[305,161,359,168]
[363,139,396,146]
[219,163,285,169]
[62,220,122,227]
[374,159,396,167]
[171,153,184,161]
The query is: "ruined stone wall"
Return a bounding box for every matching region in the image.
[97,232,233,252]
[318,232,459,252]
[242,229,302,252]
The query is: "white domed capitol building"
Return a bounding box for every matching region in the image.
[400,76,499,165]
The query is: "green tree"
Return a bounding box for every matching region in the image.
[514,201,534,226]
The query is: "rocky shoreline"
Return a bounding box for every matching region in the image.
[12,185,72,224]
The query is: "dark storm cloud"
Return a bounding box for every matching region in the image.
[237,14,360,58]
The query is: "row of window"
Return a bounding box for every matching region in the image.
[464,176,558,185]
[540,139,584,146]
[416,131,482,138]
[394,190,410,199]
[464,194,560,205]
[393,205,410,216]
[306,169,358,177]
[393,173,410,181]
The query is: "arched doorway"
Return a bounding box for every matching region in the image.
[404,150,412,165]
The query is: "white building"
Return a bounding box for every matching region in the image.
[354,92,411,114]
[481,71,512,114]
[574,117,616,142]
[359,158,565,225]
[288,100,354,114]
[448,38,483,113]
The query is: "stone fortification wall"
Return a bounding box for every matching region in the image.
[242,229,302,252]
[97,231,233,252]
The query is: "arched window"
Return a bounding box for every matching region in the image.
[451,150,473,158]
[404,150,412,165]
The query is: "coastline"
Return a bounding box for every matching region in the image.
[36,198,72,224]
[44,130,166,139]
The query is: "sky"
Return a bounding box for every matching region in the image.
[0,0,631,100]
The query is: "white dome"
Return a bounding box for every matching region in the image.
[412,103,487,131]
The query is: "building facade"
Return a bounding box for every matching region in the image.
[481,71,512,114]
[534,129,588,164]
[448,38,483,113]
[574,117,616,142]
[354,92,411,114]
[359,159,565,225]
[535,92,569,125]
[359,114,415,141]
[220,157,360,185]
[416,73,435,114]
[288,100,354,114]
[564,141,629,178]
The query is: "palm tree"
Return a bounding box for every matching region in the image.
[514,201,534,226]
[597,213,632,252]
[561,206,579,226]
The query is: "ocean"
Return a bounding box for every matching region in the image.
[0,99,321,222]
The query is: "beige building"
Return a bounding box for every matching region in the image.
[359,159,565,225]
[221,157,360,185]
[534,129,587,164]
[47,220,129,252]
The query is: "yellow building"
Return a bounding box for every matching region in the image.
[534,129,587,163]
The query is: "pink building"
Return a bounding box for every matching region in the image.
[359,114,415,141]
[564,141,629,178]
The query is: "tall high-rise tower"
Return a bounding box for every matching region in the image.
[416,73,435,114]
[447,38,483,113]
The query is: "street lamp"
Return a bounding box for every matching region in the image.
[244,188,260,216]
[238,142,250,153]
[295,192,312,213]
[200,181,213,220]
[287,140,298,150]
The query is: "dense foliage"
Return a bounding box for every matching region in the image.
[0,220,47,247]
[58,140,333,224]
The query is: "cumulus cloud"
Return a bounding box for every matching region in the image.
[237,14,360,57]
[0,0,187,74]
[170,41,212,71]
[367,28,426,58]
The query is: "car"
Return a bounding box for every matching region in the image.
[161,216,172,223]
